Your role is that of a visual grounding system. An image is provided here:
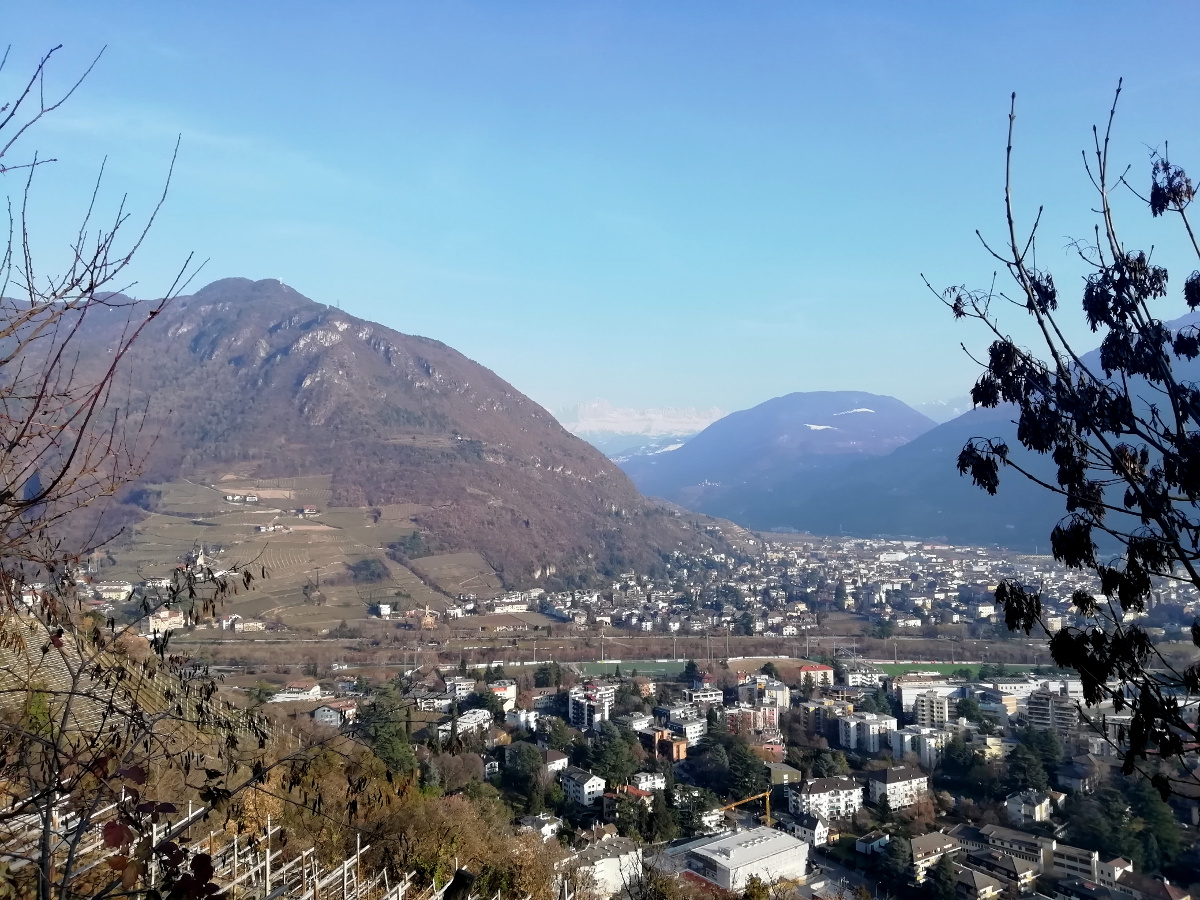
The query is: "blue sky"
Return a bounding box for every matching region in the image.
[5,2,1200,417]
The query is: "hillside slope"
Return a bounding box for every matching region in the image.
[84,278,714,583]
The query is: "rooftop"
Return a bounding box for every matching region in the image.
[868,765,925,784]
[689,826,808,870]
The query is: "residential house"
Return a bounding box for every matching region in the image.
[560,836,641,898]
[855,831,890,856]
[962,849,1038,895]
[561,766,606,807]
[271,681,321,703]
[1006,790,1051,826]
[437,707,493,739]
[518,814,563,842]
[793,812,831,847]
[953,864,1005,900]
[312,699,357,728]
[631,772,666,793]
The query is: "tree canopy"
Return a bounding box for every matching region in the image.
[941,85,1200,794]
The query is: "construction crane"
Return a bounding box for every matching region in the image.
[716,789,774,827]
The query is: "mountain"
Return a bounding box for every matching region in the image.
[913,395,974,424]
[78,278,722,583]
[733,311,1200,548]
[778,404,1065,546]
[619,391,937,525]
[560,400,724,456]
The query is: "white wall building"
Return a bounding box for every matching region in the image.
[789,777,863,821]
[437,707,493,738]
[838,713,897,753]
[562,837,641,898]
[561,766,606,807]
[569,683,615,730]
[683,827,809,892]
[868,766,928,809]
[444,676,476,700]
[632,772,667,793]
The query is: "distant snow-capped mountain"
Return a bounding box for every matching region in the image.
[559,399,725,436]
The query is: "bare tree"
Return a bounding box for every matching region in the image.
[934,82,1200,796]
[0,46,279,900]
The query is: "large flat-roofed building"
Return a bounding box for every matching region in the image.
[683,827,809,892]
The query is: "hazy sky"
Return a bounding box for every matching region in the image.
[6,3,1200,416]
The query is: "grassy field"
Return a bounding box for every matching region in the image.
[108,475,449,631]
[872,662,1034,678]
[575,660,689,679]
[410,551,503,598]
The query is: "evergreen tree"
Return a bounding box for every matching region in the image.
[682,659,702,685]
[1005,744,1049,793]
[728,738,767,798]
[742,876,769,900]
[881,836,912,885]
[362,684,417,774]
[648,791,681,843]
[930,854,956,900]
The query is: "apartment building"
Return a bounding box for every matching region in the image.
[868,766,928,809]
[569,683,615,730]
[838,712,898,754]
[909,832,959,882]
[1027,688,1079,740]
[789,776,863,821]
[914,690,953,728]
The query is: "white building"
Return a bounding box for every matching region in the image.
[569,683,615,730]
[561,836,641,898]
[838,713,897,753]
[868,766,928,809]
[437,707,493,738]
[793,813,831,847]
[632,771,667,793]
[518,814,563,842]
[890,725,953,770]
[669,718,708,747]
[914,690,953,729]
[489,680,518,713]
[312,700,358,728]
[561,766,606,807]
[444,676,476,700]
[683,827,809,892]
[789,777,863,821]
[685,688,724,706]
[270,681,321,703]
[1005,790,1051,825]
[506,708,539,730]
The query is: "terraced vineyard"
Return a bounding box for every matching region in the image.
[108,476,450,632]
